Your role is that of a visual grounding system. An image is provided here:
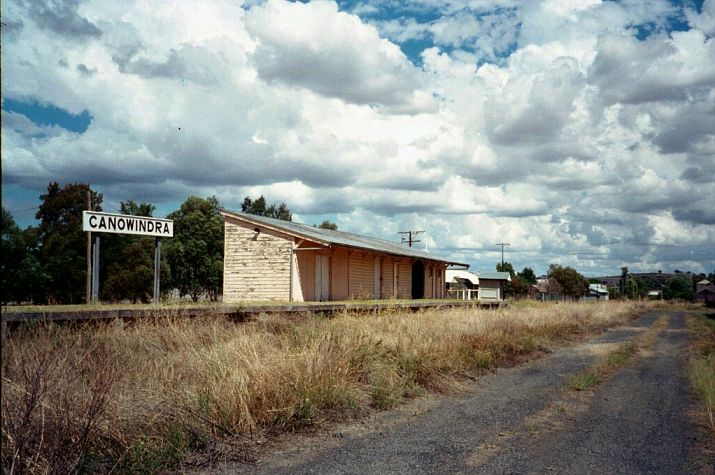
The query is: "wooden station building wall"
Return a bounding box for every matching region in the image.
[223,216,447,303]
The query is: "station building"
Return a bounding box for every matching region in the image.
[221,210,468,303]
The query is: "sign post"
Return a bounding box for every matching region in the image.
[83,211,173,304]
[153,237,162,303]
[92,233,100,303]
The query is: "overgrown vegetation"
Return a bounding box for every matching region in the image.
[164,196,224,302]
[568,371,603,391]
[567,342,638,391]
[568,316,669,392]
[1,301,641,473]
[687,313,715,433]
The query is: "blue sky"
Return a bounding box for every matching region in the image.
[2,0,714,276]
[2,98,92,133]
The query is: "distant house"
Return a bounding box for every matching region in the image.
[221,210,468,302]
[696,279,712,293]
[445,269,480,300]
[694,280,715,306]
[476,272,511,301]
[583,284,609,301]
[529,278,563,301]
[647,290,662,300]
[446,269,510,301]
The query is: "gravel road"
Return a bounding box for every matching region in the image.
[220,311,713,474]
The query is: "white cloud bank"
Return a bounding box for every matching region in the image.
[1,0,714,275]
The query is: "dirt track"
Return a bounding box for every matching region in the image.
[219,311,713,474]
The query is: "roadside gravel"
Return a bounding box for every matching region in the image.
[217,311,712,474]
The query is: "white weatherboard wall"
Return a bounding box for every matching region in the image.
[223,217,292,302]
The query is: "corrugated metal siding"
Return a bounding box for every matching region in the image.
[381,257,395,299]
[331,248,349,300]
[349,252,374,299]
[223,218,291,302]
[296,251,315,302]
[424,265,434,299]
[398,260,412,298]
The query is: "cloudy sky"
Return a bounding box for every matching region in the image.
[2,0,714,277]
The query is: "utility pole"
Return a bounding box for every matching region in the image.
[86,189,92,304]
[399,230,425,247]
[496,242,510,267]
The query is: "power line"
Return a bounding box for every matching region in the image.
[6,205,39,214]
[399,230,424,247]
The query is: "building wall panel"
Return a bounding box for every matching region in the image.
[349,252,375,299]
[296,251,315,302]
[381,257,395,299]
[223,218,292,302]
[397,260,412,299]
[331,248,349,300]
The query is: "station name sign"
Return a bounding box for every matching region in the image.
[83,211,173,237]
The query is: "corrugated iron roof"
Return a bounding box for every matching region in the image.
[446,269,480,285]
[221,209,469,267]
[589,284,609,294]
[476,271,512,281]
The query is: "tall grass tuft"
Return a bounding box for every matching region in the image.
[2,301,642,472]
[690,354,715,431]
[688,314,715,433]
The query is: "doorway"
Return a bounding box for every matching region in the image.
[315,255,329,301]
[411,260,424,299]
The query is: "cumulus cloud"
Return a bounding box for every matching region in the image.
[1,0,713,275]
[16,0,101,40]
[246,0,432,112]
[589,30,715,106]
[686,0,715,36]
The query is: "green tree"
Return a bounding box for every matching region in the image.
[496,261,515,277]
[664,276,693,301]
[633,276,658,298]
[509,275,530,297]
[496,262,515,297]
[317,220,338,230]
[1,207,26,303]
[34,182,102,304]
[517,267,537,285]
[625,278,639,300]
[120,200,155,217]
[241,195,292,221]
[1,208,45,303]
[548,264,588,300]
[165,196,224,302]
[620,266,628,296]
[101,200,160,303]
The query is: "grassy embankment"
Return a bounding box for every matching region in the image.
[2,300,643,473]
[687,311,715,433]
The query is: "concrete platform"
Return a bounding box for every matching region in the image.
[1,300,504,325]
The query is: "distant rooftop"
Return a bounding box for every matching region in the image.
[477,271,511,281]
[446,269,479,286]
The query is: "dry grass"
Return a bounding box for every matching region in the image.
[567,314,669,392]
[687,314,715,433]
[2,300,643,473]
